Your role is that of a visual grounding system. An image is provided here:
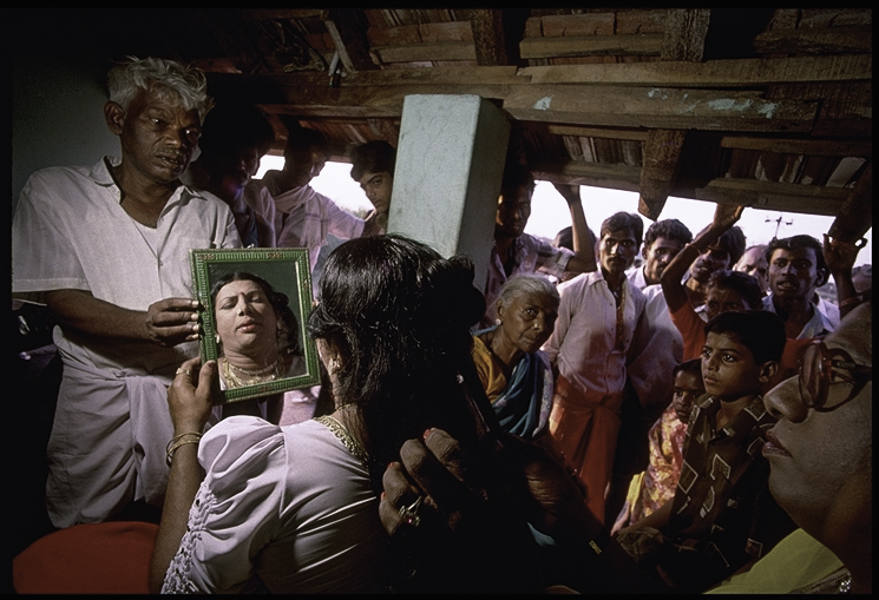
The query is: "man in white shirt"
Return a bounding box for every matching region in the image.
[12,57,240,527]
[256,127,376,275]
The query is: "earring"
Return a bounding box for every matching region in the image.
[215,334,222,345]
[495,318,502,326]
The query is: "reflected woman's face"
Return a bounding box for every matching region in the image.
[214,279,278,356]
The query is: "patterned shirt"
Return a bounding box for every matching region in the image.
[663,393,797,590]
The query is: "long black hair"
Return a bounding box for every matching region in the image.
[307,234,489,489]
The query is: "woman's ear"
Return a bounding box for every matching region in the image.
[495,299,506,323]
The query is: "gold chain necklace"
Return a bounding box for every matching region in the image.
[221,356,282,387]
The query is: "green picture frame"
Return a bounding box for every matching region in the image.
[190,247,320,404]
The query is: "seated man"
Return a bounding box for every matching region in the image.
[349,140,396,235]
[482,162,596,328]
[184,101,277,247]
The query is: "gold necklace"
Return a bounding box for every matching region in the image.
[221,356,282,387]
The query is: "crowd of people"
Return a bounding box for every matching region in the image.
[11,56,872,594]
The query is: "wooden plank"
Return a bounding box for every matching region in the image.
[470,9,508,66]
[371,41,476,64]
[828,162,872,243]
[616,9,670,34]
[523,54,872,86]
[520,33,664,59]
[540,13,615,37]
[324,9,379,72]
[240,9,326,21]
[693,178,849,216]
[753,26,872,55]
[531,162,642,193]
[639,129,688,219]
[720,136,873,157]
[661,9,711,62]
[548,125,650,141]
[503,85,818,132]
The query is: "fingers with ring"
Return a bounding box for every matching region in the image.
[399,496,425,528]
[175,367,191,377]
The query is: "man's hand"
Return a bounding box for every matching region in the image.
[710,203,745,232]
[552,182,581,205]
[823,233,862,277]
[144,298,201,347]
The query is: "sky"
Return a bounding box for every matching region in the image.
[257,157,872,267]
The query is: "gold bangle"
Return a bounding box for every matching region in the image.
[166,433,203,467]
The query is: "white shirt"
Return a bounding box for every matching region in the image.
[257,174,364,272]
[545,270,648,399]
[12,157,240,526]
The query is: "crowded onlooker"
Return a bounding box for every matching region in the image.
[543,211,652,524]
[612,358,704,533]
[482,163,596,327]
[603,311,798,591]
[733,243,769,295]
[183,101,277,247]
[472,274,559,440]
[257,127,375,273]
[11,56,240,528]
[763,234,835,340]
[378,302,872,594]
[349,140,396,235]
[678,212,746,312]
[627,218,693,290]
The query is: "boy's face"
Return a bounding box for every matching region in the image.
[701,331,768,402]
[672,369,704,424]
[358,170,393,214]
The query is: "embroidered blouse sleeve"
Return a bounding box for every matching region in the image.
[162,416,287,593]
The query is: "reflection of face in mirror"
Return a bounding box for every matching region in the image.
[210,272,305,389]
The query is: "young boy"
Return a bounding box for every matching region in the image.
[613,359,704,532]
[615,310,797,592]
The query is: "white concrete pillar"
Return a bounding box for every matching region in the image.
[388,94,510,290]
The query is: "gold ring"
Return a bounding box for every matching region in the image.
[175,367,191,377]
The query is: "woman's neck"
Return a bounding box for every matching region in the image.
[481,328,523,374]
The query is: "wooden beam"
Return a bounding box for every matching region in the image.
[503,85,817,133]
[324,9,379,72]
[470,9,508,66]
[370,41,476,64]
[531,162,642,192]
[693,178,849,216]
[720,136,873,157]
[523,54,872,86]
[661,9,711,61]
[548,125,649,141]
[639,130,688,219]
[520,33,664,59]
[828,162,872,243]
[754,25,872,55]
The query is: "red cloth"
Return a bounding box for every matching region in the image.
[13,521,158,594]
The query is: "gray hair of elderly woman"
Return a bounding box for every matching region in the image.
[107,56,213,123]
[495,274,560,317]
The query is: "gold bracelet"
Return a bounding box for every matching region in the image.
[166,433,203,467]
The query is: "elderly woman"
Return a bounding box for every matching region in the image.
[472,274,559,439]
[149,235,494,593]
